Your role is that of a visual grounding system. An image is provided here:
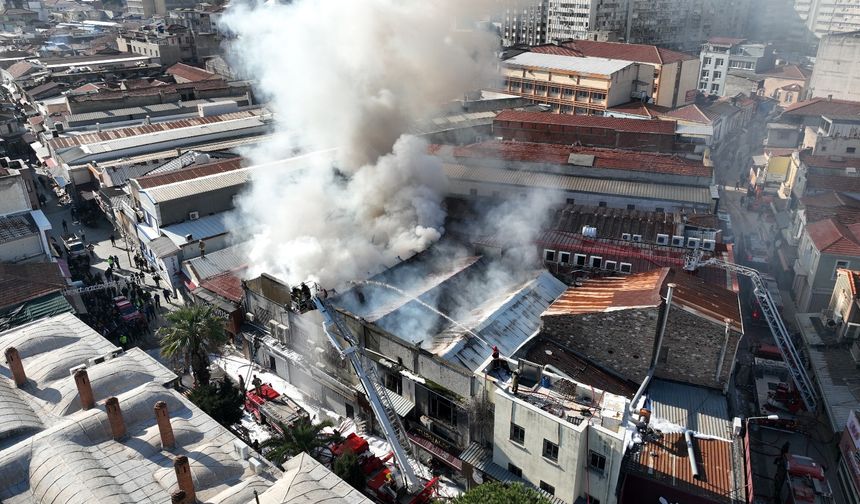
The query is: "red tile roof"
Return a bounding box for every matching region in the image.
[527,44,582,57]
[807,218,860,256]
[0,262,66,310]
[807,174,860,193]
[495,109,677,134]
[663,104,715,124]
[166,62,219,82]
[67,78,230,102]
[135,157,244,189]
[431,140,711,177]
[800,150,860,170]
[47,111,260,151]
[763,64,811,81]
[199,272,243,303]
[764,147,797,157]
[707,37,746,45]
[6,60,36,80]
[560,40,696,65]
[666,268,742,331]
[782,97,860,117]
[608,101,670,118]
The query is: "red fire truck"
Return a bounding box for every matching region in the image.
[244,383,309,434]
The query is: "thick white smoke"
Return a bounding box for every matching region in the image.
[221,0,496,287]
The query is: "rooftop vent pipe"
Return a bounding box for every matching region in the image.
[685,429,702,480]
[173,455,196,503]
[74,368,95,410]
[154,401,175,449]
[105,396,126,440]
[4,347,26,387]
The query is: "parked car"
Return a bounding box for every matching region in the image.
[113,296,145,323]
[744,235,770,269]
[63,235,87,257]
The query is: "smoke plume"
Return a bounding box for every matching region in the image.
[221,0,496,287]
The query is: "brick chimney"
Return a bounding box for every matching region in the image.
[170,491,187,504]
[173,455,196,503]
[154,401,175,450]
[74,369,95,410]
[105,397,126,440]
[4,347,26,387]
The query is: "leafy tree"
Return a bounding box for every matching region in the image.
[261,417,336,467]
[158,303,227,387]
[188,378,245,426]
[452,482,551,504]
[333,450,366,491]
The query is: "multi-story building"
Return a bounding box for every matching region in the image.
[793,217,860,312]
[698,38,775,96]
[116,26,194,66]
[545,0,626,44]
[500,51,653,114]
[624,0,750,52]
[501,1,547,46]
[125,0,154,18]
[795,0,860,39]
[556,40,699,107]
[809,31,860,102]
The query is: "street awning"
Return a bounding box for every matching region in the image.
[407,431,462,471]
[354,384,415,417]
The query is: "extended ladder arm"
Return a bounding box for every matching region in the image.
[687,254,818,412]
[312,297,423,492]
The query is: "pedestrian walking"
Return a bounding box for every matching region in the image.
[61,219,68,233]
[110,234,116,247]
[163,288,172,303]
[108,256,114,268]
[80,232,86,243]
[152,273,161,288]
[119,334,128,349]
[154,293,161,309]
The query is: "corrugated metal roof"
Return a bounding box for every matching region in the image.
[430,271,567,372]
[544,269,667,316]
[444,164,713,205]
[505,52,632,76]
[0,292,73,331]
[143,167,251,203]
[647,378,732,439]
[184,243,246,281]
[160,212,231,247]
[458,444,568,504]
[146,235,180,257]
[0,213,37,243]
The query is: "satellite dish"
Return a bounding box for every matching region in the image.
[472,470,484,484]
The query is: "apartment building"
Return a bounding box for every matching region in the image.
[795,0,860,39]
[545,0,626,43]
[500,51,653,114]
[809,31,860,102]
[556,40,698,107]
[698,38,775,97]
[469,359,628,504]
[793,217,860,312]
[116,26,194,66]
[501,1,547,46]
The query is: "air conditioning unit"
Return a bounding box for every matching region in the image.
[420,415,434,430]
[632,234,642,242]
[671,235,685,247]
[248,457,263,475]
[246,312,255,322]
[702,239,716,251]
[69,363,87,376]
[687,237,701,249]
[656,233,670,245]
[622,233,632,241]
[188,211,199,220]
[268,319,279,335]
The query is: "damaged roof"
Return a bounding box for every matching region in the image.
[543,269,668,316]
[429,271,566,372]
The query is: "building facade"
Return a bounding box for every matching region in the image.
[795,0,860,39]
[809,31,860,102]
[500,52,653,114]
[698,38,775,96]
[501,1,547,47]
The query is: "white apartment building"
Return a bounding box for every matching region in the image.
[472,359,628,504]
[698,38,774,96]
[546,0,626,44]
[809,31,860,102]
[795,0,860,39]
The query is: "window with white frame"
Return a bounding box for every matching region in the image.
[544,249,556,262]
[559,251,571,264]
[605,260,617,271]
[619,262,632,273]
[574,253,587,266]
[834,260,850,279]
[589,256,603,269]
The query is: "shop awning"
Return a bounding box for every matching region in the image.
[354,384,414,417]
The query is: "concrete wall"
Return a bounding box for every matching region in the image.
[493,120,677,153]
[159,184,244,226]
[0,173,31,216]
[492,389,623,504]
[0,233,42,262]
[810,34,860,101]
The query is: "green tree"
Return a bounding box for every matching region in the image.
[188,378,245,426]
[158,303,227,387]
[452,482,551,504]
[333,450,366,491]
[260,417,335,467]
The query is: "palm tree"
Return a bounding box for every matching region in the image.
[158,303,227,387]
[260,418,336,467]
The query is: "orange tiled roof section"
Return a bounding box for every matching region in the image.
[432,140,711,177]
[543,268,668,316]
[135,158,244,189]
[560,39,696,65]
[495,109,677,134]
[166,62,219,82]
[543,268,742,331]
[807,218,860,256]
[763,64,811,81]
[782,97,860,117]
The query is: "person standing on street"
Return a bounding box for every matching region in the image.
[110,234,116,247]
[61,219,68,233]
[154,293,161,309]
